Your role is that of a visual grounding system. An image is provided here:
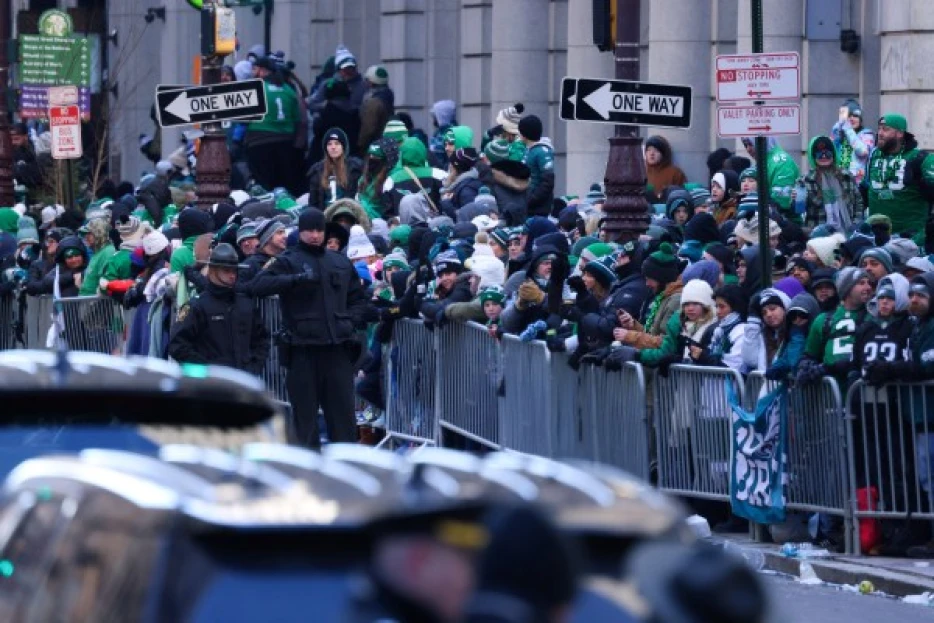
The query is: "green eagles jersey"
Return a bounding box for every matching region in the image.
[249,82,299,135]
[805,306,864,366]
[867,147,934,238]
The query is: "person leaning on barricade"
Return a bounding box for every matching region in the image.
[167,243,269,375]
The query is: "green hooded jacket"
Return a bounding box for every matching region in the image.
[81,243,115,296]
[0,208,19,234]
[766,141,801,216]
[170,235,199,273]
[102,248,134,287]
[389,137,434,183]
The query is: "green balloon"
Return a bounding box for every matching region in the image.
[187,0,203,9]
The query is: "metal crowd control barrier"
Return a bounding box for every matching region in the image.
[499,334,557,455]
[580,362,651,481]
[26,295,53,349]
[847,379,934,554]
[382,318,439,448]
[56,296,124,354]
[655,364,743,502]
[255,296,288,402]
[0,295,13,350]
[436,321,501,449]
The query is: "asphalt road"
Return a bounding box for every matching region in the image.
[767,574,933,622]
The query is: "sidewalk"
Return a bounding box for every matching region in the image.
[717,534,934,598]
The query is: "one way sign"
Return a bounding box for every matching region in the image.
[560,77,692,129]
[155,79,267,128]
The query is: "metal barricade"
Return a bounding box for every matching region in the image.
[654,364,743,502]
[499,335,555,455]
[255,296,288,402]
[56,296,124,354]
[847,379,934,554]
[551,350,587,459]
[26,295,53,349]
[580,362,651,481]
[436,321,501,449]
[382,318,438,448]
[0,295,14,350]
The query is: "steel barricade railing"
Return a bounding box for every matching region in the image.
[581,361,651,481]
[26,295,53,349]
[846,379,934,554]
[255,296,288,402]
[56,296,124,354]
[654,364,744,502]
[382,318,439,448]
[499,334,556,456]
[436,321,501,449]
[0,295,14,350]
[551,350,587,460]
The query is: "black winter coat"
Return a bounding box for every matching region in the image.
[476,160,530,227]
[251,241,368,346]
[168,281,270,375]
[307,157,364,209]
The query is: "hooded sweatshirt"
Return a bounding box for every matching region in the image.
[80,219,116,296]
[851,273,913,386]
[747,137,800,217]
[799,135,863,230]
[383,137,446,217]
[645,136,687,202]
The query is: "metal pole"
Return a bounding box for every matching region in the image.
[65,159,75,212]
[602,0,650,243]
[264,0,273,57]
[0,0,15,206]
[195,1,231,211]
[752,0,772,288]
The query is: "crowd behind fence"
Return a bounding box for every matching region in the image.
[1,294,932,554]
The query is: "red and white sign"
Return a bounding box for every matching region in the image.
[717,104,801,138]
[49,105,82,160]
[716,52,800,103]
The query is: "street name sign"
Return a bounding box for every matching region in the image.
[716,52,800,103]
[560,77,692,129]
[717,104,801,138]
[155,79,267,128]
[49,105,82,159]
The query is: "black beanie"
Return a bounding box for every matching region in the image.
[683,212,721,245]
[641,242,680,286]
[704,242,736,275]
[299,208,326,232]
[177,208,213,240]
[518,115,543,142]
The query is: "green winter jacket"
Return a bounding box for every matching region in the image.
[799,135,864,228]
[638,312,682,367]
[445,298,487,324]
[80,243,115,296]
[866,139,934,243]
[170,236,199,273]
[766,142,800,217]
[389,137,434,183]
[101,248,133,290]
[0,207,19,233]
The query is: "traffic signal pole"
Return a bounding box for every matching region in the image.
[752,0,772,287]
[601,0,649,243]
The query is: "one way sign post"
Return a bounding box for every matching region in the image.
[155,79,267,128]
[560,77,692,129]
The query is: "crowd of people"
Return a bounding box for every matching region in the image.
[1,44,934,557]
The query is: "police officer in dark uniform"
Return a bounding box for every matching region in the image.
[252,208,368,448]
[168,243,270,374]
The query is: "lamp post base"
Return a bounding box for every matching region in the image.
[601,136,650,243]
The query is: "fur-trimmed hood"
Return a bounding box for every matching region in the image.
[324,198,371,233]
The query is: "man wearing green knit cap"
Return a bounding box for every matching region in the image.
[867,113,934,247]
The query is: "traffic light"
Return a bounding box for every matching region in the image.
[593,0,616,52]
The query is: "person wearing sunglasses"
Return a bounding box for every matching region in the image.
[793,135,864,232]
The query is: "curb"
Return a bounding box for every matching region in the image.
[715,537,934,598]
[760,550,934,597]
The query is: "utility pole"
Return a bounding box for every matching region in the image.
[752,0,772,288]
[195,1,232,211]
[0,0,15,207]
[601,0,649,243]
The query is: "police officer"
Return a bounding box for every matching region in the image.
[168,243,270,374]
[252,208,368,448]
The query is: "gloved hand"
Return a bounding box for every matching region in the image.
[656,354,679,378]
[764,364,789,381]
[434,307,448,329]
[546,335,566,352]
[864,361,890,386]
[566,275,586,296]
[794,358,826,385]
[519,320,547,342]
[516,280,545,310]
[380,306,402,322]
[580,346,611,367]
[560,303,582,323]
[604,346,639,371]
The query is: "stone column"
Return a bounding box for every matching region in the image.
[563,0,614,197]
[380,0,428,118]
[458,0,492,138]
[646,0,712,184]
[879,0,934,149]
[491,0,549,141]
